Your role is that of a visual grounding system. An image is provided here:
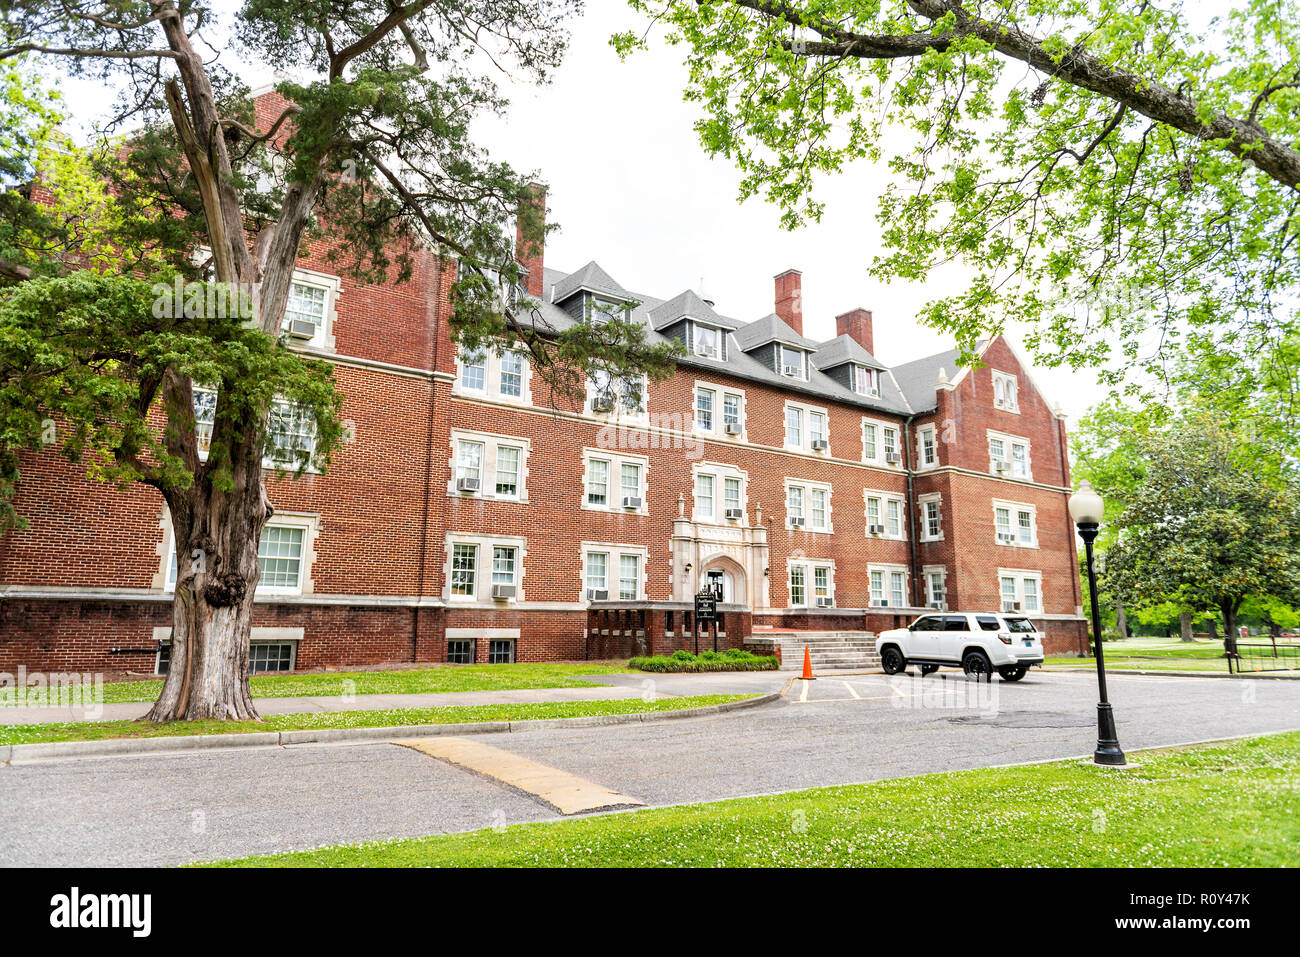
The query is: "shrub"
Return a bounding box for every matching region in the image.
[628,650,779,673]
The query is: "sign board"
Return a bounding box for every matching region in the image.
[694,591,718,623]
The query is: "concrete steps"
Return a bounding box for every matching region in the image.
[755,631,881,672]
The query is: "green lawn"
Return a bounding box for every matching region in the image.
[0,694,751,747]
[1047,637,1295,673]
[206,732,1300,868]
[87,660,634,705]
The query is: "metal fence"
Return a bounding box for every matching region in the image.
[1228,639,1300,674]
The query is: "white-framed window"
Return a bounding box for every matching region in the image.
[164,513,317,597]
[868,564,909,608]
[924,566,947,607]
[853,364,880,397]
[919,494,943,541]
[449,430,530,502]
[992,370,1020,412]
[454,344,532,405]
[693,381,745,437]
[864,490,907,540]
[582,543,647,601]
[784,401,830,453]
[784,479,832,532]
[993,501,1038,547]
[778,344,806,379]
[787,558,835,608]
[445,533,527,602]
[917,424,938,468]
[988,430,1032,479]
[281,269,340,351]
[692,462,748,524]
[862,416,902,466]
[693,322,723,360]
[263,398,318,471]
[999,569,1043,613]
[587,369,647,419]
[192,385,217,459]
[583,450,648,514]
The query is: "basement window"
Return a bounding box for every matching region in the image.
[447,640,475,664]
[155,640,297,676]
[488,640,516,664]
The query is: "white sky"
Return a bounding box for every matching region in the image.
[59,1,1119,420]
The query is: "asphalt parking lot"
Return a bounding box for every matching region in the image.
[1,669,1297,866]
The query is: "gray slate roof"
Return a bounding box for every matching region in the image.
[520,265,988,417]
[812,334,887,372]
[550,260,630,305]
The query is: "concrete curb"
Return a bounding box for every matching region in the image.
[3,693,779,765]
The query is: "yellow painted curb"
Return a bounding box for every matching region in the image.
[396,736,646,815]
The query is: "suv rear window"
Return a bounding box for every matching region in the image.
[975,615,1001,631]
[942,616,969,631]
[1004,617,1036,633]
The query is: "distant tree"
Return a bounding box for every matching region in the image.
[618,0,1300,403]
[1103,414,1300,646]
[1,2,681,722]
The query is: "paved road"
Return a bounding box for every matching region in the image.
[1,670,1297,866]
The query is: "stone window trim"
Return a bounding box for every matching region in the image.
[783,477,833,533]
[918,492,944,542]
[916,423,940,469]
[448,429,532,503]
[692,379,747,439]
[581,448,650,516]
[443,533,528,604]
[986,428,1033,481]
[992,369,1020,413]
[154,507,321,597]
[581,541,649,603]
[998,568,1044,614]
[863,488,908,541]
[691,461,750,525]
[784,399,831,455]
[152,626,303,676]
[868,562,911,609]
[452,342,533,406]
[786,556,836,609]
[861,415,903,468]
[584,370,649,422]
[922,564,948,607]
[992,499,1039,548]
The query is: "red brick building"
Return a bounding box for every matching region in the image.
[0,188,1088,674]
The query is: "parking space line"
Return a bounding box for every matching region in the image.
[395,737,645,815]
[799,680,810,702]
[843,681,861,699]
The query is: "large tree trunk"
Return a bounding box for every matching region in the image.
[1221,601,1239,657]
[143,436,272,722]
[1115,596,1128,639]
[1179,611,1194,643]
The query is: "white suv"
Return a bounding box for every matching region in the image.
[876,612,1045,681]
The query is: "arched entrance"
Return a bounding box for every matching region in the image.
[701,555,747,606]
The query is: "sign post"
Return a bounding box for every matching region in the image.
[694,589,718,655]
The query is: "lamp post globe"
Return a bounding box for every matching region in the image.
[1071,480,1126,767]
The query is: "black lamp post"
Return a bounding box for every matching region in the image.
[1068,480,1127,767]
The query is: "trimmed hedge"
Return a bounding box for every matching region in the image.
[628,648,780,673]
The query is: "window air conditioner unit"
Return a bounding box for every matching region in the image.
[811,439,829,451]
[1003,601,1021,612]
[694,343,714,358]
[868,524,886,535]
[815,597,834,608]
[993,461,1011,474]
[789,517,806,528]
[587,588,609,601]
[782,364,800,377]
[885,452,902,465]
[456,476,480,493]
[725,422,743,436]
[994,397,1006,408]
[286,319,317,340]
[621,496,642,510]
[491,584,516,600]
[592,396,615,413]
[997,532,1015,543]
[724,507,744,520]
[929,601,947,611]
[875,599,889,607]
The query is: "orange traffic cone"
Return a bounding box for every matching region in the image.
[801,645,816,680]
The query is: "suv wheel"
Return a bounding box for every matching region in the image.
[998,665,1028,682]
[919,664,939,676]
[880,646,906,675]
[962,650,993,682]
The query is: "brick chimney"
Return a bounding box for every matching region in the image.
[836,307,874,354]
[774,269,803,335]
[515,183,546,298]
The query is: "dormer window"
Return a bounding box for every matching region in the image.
[585,296,628,325]
[779,345,806,379]
[853,365,879,397]
[693,323,722,360]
